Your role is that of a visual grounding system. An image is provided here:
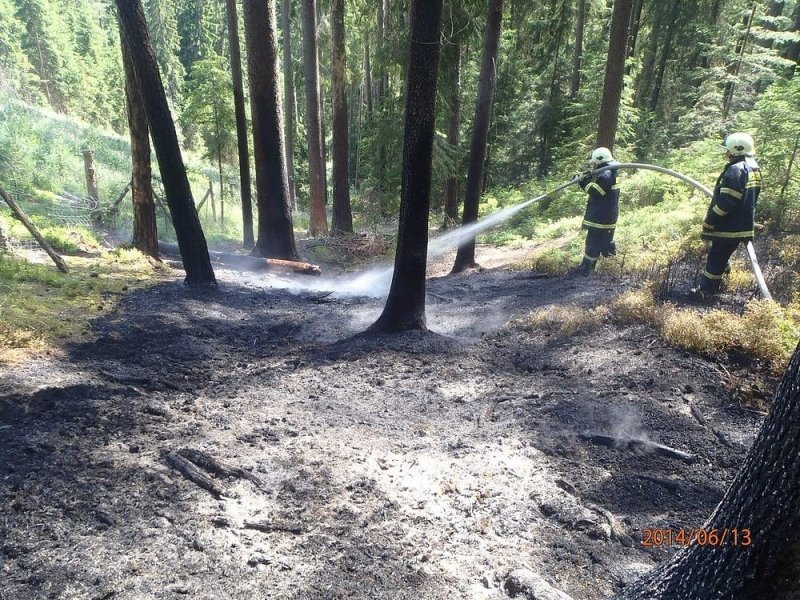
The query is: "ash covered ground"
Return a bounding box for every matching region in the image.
[0,249,768,599]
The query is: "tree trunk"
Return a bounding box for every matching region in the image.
[225,0,254,249]
[648,0,681,113]
[615,340,800,599]
[364,39,373,118]
[783,3,800,62]
[242,0,299,260]
[331,0,353,234]
[121,28,158,258]
[451,0,503,274]
[570,0,586,98]
[301,0,328,236]
[626,0,645,67]
[596,0,634,150]
[722,4,756,120]
[83,149,101,220]
[115,0,215,285]
[368,0,443,334]
[443,41,462,230]
[637,1,664,107]
[281,0,297,212]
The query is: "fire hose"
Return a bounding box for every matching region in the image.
[593,162,773,301]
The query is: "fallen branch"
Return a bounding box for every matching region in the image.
[164,450,225,498]
[159,242,321,276]
[177,448,262,488]
[107,180,132,216]
[243,520,304,534]
[635,474,682,492]
[0,185,69,273]
[579,432,696,463]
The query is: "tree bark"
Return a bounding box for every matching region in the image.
[614,341,800,599]
[115,0,215,285]
[626,0,645,67]
[637,2,665,106]
[443,41,462,230]
[281,0,297,212]
[242,0,299,260]
[330,0,353,234]
[722,4,756,120]
[121,29,158,258]
[451,0,503,274]
[368,0,443,334]
[570,0,587,98]
[648,0,681,113]
[301,0,328,236]
[225,0,254,249]
[364,39,373,118]
[596,0,634,150]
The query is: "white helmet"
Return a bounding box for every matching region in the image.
[589,146,614,166]
[723,132,755,156]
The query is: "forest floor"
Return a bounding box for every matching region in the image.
[0,244,771,600]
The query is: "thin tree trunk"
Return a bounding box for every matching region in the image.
[722,3,757,120]
[121,27,158,257]
[649,0,681,113]
[301,0,328,236]
[452,0,504,274]
[364,39,373,118]
[115,0,215,285]
[242,0,299,260]
[281,0,297,212]
[331,0,353,234]
[614,340,800,599]
[368,0,443,334]
[596,0,634,150]
[637,2,664,107]
[225,0,254,248]
[776,134,799,230]
[570,0,587,98]
[443,41,462,230]
[626,0,645,72]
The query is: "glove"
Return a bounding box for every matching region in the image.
[578,172,592,188]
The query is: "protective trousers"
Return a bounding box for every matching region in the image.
[580,228,616,272]
[699,239,740,294]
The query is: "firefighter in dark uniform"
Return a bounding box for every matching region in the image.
[691,132,761,299]
[575,146,620,275]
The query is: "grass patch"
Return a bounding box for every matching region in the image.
[525,288,800,373]
[0,250,169,361]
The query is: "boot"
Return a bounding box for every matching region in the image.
[601,240,617,257]
[571,257,596,276]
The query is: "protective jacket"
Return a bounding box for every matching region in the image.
[702,156,760,241]
[580,166,619,230]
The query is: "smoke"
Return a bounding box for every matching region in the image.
[608,405,649,443]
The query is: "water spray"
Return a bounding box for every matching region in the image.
[596,163,772,301]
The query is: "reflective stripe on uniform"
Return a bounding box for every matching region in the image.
[703,270,724,280]
[611,184,620,190]
[705,230,754,238]
[746,171,762,188]
[703,221,715,229]
[712,205,728,216]
[582,220,616,229]
[720,187,743,199]
[584,254,599,262]
[587,182,606,196]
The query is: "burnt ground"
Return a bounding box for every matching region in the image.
[0,249,770,600]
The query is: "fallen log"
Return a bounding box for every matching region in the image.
[164,450,225,498]
[243,520,305,534]
[177,448,263,488]
[579,432,696,464]
[0,185,69,273]
[159,242,321,276]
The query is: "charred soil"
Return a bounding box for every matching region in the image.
[0,256,770,599]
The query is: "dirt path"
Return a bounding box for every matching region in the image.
[0,254,765,600]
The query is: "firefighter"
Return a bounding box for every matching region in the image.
[574,147,620,275]
[691,132,761,300]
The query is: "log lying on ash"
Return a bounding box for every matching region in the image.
[158,242,321,276]
[579,432,696,463]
